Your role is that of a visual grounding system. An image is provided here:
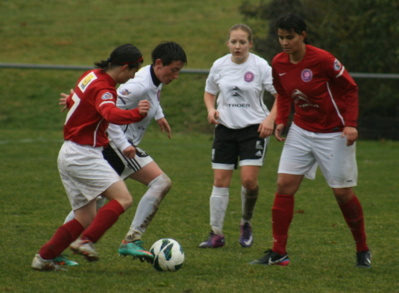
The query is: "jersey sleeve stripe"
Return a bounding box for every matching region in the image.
[99,101,116,107]
[335,66,345,78]
[326,82,345,126]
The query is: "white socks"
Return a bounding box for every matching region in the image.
[125,173,171,242]
[210,186,229,235]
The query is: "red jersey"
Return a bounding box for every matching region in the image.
[64,69,144,147]
[272,45,358,133]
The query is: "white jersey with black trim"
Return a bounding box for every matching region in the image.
[107,65,164,150]
[205,53,276,129]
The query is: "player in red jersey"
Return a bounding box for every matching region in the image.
[31,44,151,271]
[251,13,371,268]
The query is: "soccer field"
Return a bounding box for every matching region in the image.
[1,0,398,291]
[1,130,398,292]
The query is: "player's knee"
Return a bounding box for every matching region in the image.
[242,185,259,197]
[118,195,133,210]
[161,173,172,192]
[149,173,172,199]
[276,181,294,195]
[333,187,354,204]
[241,179,258,191]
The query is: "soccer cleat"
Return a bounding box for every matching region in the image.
[198,231,225,248]
[356,250,372,268]
[70,238,99,262]
[53,254,79,266]
[118,240,154,262]
[31,254,66,271]
[239,222,253,248]
[250,249,290,266]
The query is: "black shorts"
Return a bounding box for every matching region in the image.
[102,142,152,179]
[211,124,269,170]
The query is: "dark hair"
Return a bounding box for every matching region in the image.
[228,24,253,42]
[151,42,187,66]
[95,43,143,69]
[276,13,307,35]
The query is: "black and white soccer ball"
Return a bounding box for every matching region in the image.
[150,238,184,272]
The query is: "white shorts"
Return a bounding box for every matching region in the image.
[58,141,122,210]
[278,123,358,188]
[103,141,153,179]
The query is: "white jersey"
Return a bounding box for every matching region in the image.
[205,53,276,129]
[107,65,165,150]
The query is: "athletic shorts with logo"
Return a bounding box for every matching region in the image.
[102,141,153,180]
[211,124,269,170]
[278,123,358,188]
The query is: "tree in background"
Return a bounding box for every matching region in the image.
[240,0,399,126]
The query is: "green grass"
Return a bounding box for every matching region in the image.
[1,0,244,68]
[1,0,399,292]
[1,131,399,292]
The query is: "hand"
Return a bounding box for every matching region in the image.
[342,126,358,146]
[157,117,172,139]
[59,89,74,112]
[138,100,150,116]
[274,124,286,142]
[258,117,274,138]
[122,145,136,159]
[207,109,219,124]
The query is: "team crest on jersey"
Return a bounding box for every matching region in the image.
[120,89,131,96]
[333,59,342,71]
[292,89,319,110]
[102,92,113,100]
[244,71,254,82]
[301,69,313,82]
[157,89,161,101]
[78,71,98,92]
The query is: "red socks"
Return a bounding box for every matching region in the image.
[271,193,368,255]
[81,199,125,243]
[271,193,294,255]
[39,219,84,260]
[39,200,125,260]
[338,195,369,252]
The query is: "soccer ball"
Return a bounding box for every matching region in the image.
[150,238,184,272]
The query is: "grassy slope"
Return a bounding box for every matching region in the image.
[0,0,247,134]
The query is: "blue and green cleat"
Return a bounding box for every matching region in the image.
[118,240,154,263]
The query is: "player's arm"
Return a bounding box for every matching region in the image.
[107,123,133,153]
[342,126,358,146]
[153,105,172,138]
[273,72,291,141]
[97,90,150,124]
[156,117,172,139]
[258,93,277,138]
[339,71,359,128]
[339,73,359,146]
[204,92,219,124]
[328,58,359,146]
[59,89,74,112]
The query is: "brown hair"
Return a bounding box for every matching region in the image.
[228,24,253,42]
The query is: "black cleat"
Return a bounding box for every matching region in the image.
[356,250,372,268]
[250,249,290,266]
